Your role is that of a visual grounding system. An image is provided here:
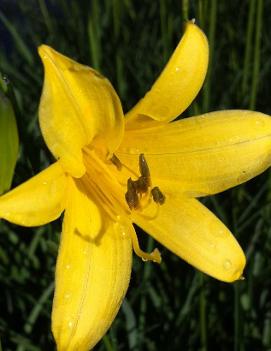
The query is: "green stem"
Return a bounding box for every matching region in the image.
[249,0,263,109]
[160,0,169,63]
[241,0,256,98]
[199,273,207,351]
[202,0,217,113]
[182,0,189,21]
[88,0,101,71]
[38,0,54,35]
[234,283,240,351]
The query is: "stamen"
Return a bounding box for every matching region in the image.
[124,153,166,211]
[135,176,150,194]
[125,178,139,210]
[139,154,150,178]
[130,229,161,264]
[151,186,166,205]
[110,153,122,171]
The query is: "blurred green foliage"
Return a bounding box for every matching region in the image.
[0,76,19,195]
[1,0,271,350]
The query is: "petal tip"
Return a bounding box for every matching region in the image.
[222,252,246,283]
[38,44,54,61]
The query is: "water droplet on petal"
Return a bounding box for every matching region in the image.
[68,320,74,329]
[175,66,181,72]
[114,221,127,238]
[213,228,225,238]
[42,181,47,185]
[209,242,217,251]
[256,119,265,127]
[65,264,71,270]
[128,148,140,154]
[64,292,71,299]
[223,259,232,270]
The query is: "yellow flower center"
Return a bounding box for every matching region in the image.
[78,145,164,263]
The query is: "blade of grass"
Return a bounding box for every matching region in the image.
[249,0,263,109]
[38,0,54,36]
[87,0,101,71]
[234,282,241,351]
[23,282,54,335]
[102,334,116,351]
[241,0,256,98]
[160,0,169,63]
[182,0,189,21]
[202,0,217,112]
[199,273,207,351]
[0,11,33,65]
[122,299,139,351]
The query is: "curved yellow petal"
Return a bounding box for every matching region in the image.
[133,194,245,282]
[52,179,132,351]
[38,45,124,178]
[125,22,208,125]
[118,110,271,196]
[0,162,67,226]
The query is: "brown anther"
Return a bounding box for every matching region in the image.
[134,176,150,194]
[139,154,150,178]
[125,178,139,210]
[110,153,122,170]
[151,186,166,205]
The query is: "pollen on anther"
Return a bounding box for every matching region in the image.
[110,154,122,170]
[151,186,166,205]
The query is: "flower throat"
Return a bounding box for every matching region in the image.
[111,153,166,211]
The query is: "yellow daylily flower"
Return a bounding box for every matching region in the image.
[1,21,271,350]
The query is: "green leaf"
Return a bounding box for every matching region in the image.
[0,90,19,194]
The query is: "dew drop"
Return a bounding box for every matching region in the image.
[114,221,127,238]
[128,148,140,154]
[64,292,71,299]
[119,224,127,237]
[213,228,225,238]
[223,259,232,270]
[256,119,265,127]
[65,264,71,270]
[42,181,47,185]
[209,242,217,251]
[175,66,181,72]
[68,320,74,329]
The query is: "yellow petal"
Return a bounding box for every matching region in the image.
[118,110,271,196]
[38,45,124,178]
[0,162,67,226]
[125,22,208,125]
[133,194,245,282]
[52,179,132,351]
